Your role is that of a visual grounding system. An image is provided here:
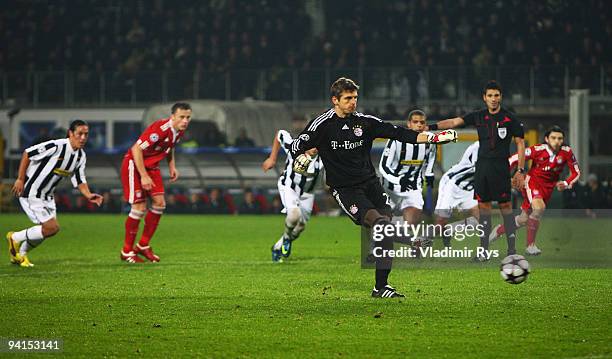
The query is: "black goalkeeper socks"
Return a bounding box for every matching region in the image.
[375,269,391,290]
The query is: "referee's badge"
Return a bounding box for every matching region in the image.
[497,127,507,139]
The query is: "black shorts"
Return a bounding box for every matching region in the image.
[474,158,512,203]
[331,177,392,226]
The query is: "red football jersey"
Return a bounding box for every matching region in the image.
[124,118,184,169]
[509,144,580,188]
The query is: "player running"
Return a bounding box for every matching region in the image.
[7,120,103,267]
[120,102,191,263]
[489,126,580,255]
[290,77,457,298]
[262,130,323,262]
[379,109,436,225]
[433,142,480,247]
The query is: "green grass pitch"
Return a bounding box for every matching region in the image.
[1,214,610,358]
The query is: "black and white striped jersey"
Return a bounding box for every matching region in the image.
[22,138,87,200]
[379,140,436,192]
[443,142,479,191]
[277,130,323,195]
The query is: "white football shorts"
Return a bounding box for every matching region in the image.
[277,184,315,222]
[19,197,57,224]
[434,175,477,218]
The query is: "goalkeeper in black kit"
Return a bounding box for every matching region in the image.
[290,77,457,298]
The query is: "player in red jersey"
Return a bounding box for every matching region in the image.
[490,126,580,255]
[120,102,192,263]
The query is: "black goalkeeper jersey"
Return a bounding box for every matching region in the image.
[290,108,419,188]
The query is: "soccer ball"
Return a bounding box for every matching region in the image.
[500,254,530,284]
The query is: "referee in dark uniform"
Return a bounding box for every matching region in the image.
[428,80,526,259]
[290,77,457,298]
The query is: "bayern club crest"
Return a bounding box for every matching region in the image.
[557,157,563,164]
[149,133,160,142]
[349,204,359,214]
[353,126,363,137]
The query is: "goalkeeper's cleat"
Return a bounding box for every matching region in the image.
[19,255,34,268]
[426,129,458,144]
[120,250,144,263]
[489,224,503,243]
[525,244,542,256]
[292,153,312,174]
[281,238,292,258]
[135,244,160,262]
[6,232,20,264]
[271,246,283,263]
[371,285,405,298]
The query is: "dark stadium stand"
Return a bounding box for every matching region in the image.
[3,0,610,72]
[1,0,610,105]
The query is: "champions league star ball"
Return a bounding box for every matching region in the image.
[500,254,530,284]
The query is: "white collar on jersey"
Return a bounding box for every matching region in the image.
[62,138,78,152]
[544,144,556,162]
[165,118,179,141]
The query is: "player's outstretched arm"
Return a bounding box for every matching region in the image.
[77,183,103,207]
[12,151,30,196]
[428,117,465,131]
[262,131,281,172]
[373,119,456,144]
[418,130,458,144]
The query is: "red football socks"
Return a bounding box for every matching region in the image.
[123,209,144,253]
[139,207,164,247]
[527,217,540,246]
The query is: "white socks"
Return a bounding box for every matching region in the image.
[12,225,45,255]
[12,225,44,243]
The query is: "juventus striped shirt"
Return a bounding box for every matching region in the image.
[379,141,436,192]
[443,142,479,191]
[277,130,323,195]
[22,138,87,200]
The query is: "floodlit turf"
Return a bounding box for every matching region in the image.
[0,214,610,358]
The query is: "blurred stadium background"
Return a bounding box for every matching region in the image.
[1,0,611,216]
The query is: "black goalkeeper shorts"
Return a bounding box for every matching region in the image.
[331,177,392,226]
[474,158,512,203]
